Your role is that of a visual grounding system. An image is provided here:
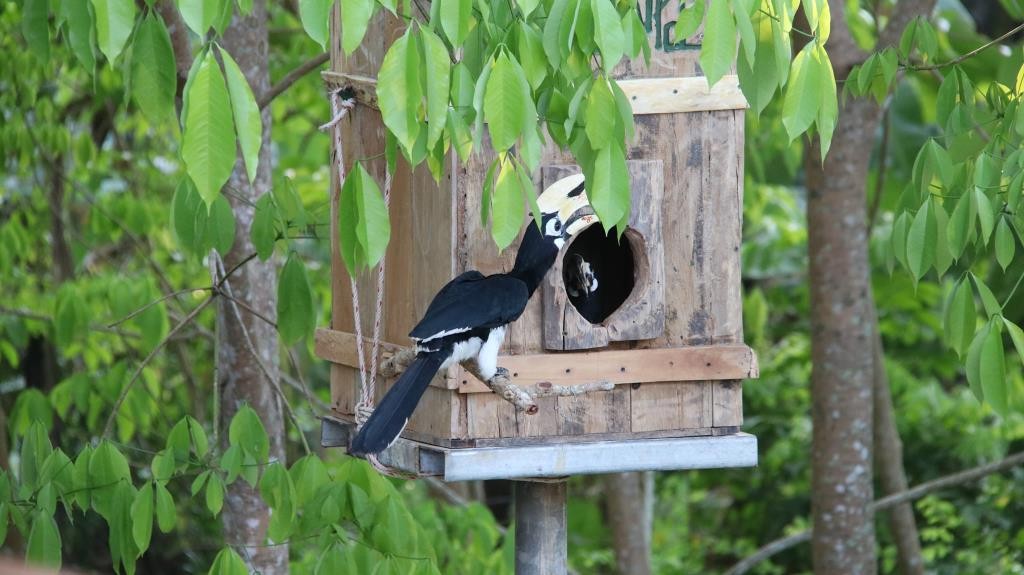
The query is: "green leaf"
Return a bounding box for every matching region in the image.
[208,194,236,255]
[341,0,373,54]
[131,14,177,124]
[20,422,52,492]
[801,0,828,36]
[11,389,53,436]
[299,0,333,48]
[485,52,535,152]
[1003,317,1024,367]
[981,320,1008,415]
[252,193,278,261]
[61,0,97,71]
[516,158,543,232]
[229,405,270,463]
[585,78,618,151]
[947,190,974,260]
[89,440,131,517]
[258,463,296,542]
[277,254,316,345]
[590,141,630,231]
[441,0,472,45]
[377,29,421,154]
[737,13,777,116]
[191,470,211,496]
[289,455,330,507]
[91,0,136,64]
[933,198,952,276]
[731,0,756,65]
[131,482,154,553]
[970,273,1002,318]
[237,0,254,14]
[26,513,62,569]
[782,44,820,142]
[814,44,837,157]
[206,474,224,515]
[22,0,50,62]
[420,27,451,150]
[975,186,996,244]
[177,0,228,37]
[675,0,706,43]
[220,445,243,483]
[591,0,625,72]
[966,321,987,401]
[220,47,263,184]
[339,163,391,275]
[154,482,176,532]
[208,548,249,575]
[491,157,526,250]
[996,217,1016,271]
[182,50,237,206]
[151,449,175,481]
[700,0,737,87]
[945,278,976,357]
[518,23,547,91]
[906,199,936,280]
[543,0,572,69]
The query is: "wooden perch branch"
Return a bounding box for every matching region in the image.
[377,347,614,414]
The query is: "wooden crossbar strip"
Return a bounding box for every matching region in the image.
[314,328,758,394]
[617,75,748,114]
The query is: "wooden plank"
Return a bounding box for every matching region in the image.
[712,380,744,427]
[314,328,459,390]
[618,76,748,115]
[453,344,758,393]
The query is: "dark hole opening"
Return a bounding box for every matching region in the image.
[562,224,636,324]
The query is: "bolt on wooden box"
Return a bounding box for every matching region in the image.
[315,2,758,478]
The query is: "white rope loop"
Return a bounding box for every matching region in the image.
[327,88,407,477]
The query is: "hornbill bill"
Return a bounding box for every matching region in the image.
[350,174,597,455]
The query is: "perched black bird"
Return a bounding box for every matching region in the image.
[351,174,596,455]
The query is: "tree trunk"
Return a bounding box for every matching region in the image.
[871,308,925,575]
[807,2,935,573]
[218,3,287,573]
[604,472,653,575]
[806,93,879,575]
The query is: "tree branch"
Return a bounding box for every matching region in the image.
[102,296,215,438]
[725,449,1024,575]
[258,52,330,110]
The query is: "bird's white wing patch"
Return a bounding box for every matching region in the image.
[415,326,473,343]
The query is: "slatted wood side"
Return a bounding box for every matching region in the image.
[328,7,462,439]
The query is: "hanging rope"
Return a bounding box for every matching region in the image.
[323,88,409,477]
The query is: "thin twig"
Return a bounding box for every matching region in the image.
[867,104,892,234]
[907,22,1024,72]
[214,255,311,455]
[102,297,215,438]
[0,306,139,338]
[258,52,330,110]
[107,288,211,328]
[725,450,1024,575]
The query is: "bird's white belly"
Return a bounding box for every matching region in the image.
[436,326,506,380]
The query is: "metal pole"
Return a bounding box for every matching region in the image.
[514,479,567,575]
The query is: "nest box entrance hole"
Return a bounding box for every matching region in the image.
[561,224,643,324]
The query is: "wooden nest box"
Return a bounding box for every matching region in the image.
[316,5,758,480]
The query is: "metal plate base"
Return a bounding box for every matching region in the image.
[322,417,758,481]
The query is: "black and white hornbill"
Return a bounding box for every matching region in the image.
[350,174,596,455]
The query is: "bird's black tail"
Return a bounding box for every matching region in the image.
[350,351,446,455]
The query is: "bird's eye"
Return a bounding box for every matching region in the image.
[545,218,562,237]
